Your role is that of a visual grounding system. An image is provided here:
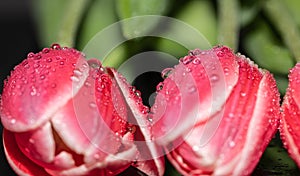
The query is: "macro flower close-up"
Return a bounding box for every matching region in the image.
[1,0,300,175]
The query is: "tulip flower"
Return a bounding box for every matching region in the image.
[0,44,164,176]
[280,63,300,168]
[150,46,281,175]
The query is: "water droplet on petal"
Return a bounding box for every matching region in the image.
[240,92,246,97]
[229,141,235,147]
[60,61,65,65]
[29,138,35,144]
[210,74,219,82]
[192,58,201,65]
[27,52,35,58]
[181,56,194,65]
[161,68,173,79]
[42,48,50,53]
[156,82,164,92]
[217,51,224,57]
[10,119,16,124]
[188,86,196,93]
[51,43,61,50]
[35,54,42,60]
[70,76,80,82]
[74,69,83,76]
[89,102,97,108]
[46,58,52,63]
[40,75,45,80]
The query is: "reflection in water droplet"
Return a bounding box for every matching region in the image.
[156,82,164,92]
[161,68,173,79]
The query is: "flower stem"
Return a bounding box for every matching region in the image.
[57,0,90,47]
[217,0,240,51]
[264,0,300,62]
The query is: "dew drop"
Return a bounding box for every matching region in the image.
[70,76,80,82]
[33,63,40,69]
[229,141,235,147]
[29,138,35,144]
[127,125,136,133]
[40,75,46,80]
[224,67,230,75]
[240,92,246,97]
[217,51,224,57]
[181,56,194,65]
[35,54,42,60]
[60,61,65,65]
[10,119,16,124]
[89,102,97,108]
[192,58,201,65]
[192,146,200,151]
[74,69,83,76]
[188,86,196,93]
[27,52,35,58]
[51,83,57,88]
[94,154,100,160]
[46,58,52,63]
[156,82,164,92]
[42,48,50,53]
[186,67,192,72]
[210,74,219,82]
[51,43,61,50]
[161,68,173,79]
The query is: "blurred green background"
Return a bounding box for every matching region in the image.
[1,0,300,175]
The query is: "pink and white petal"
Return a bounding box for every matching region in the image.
[3,129,50,176]
[287,63,300,108]
[110,68,165,176]
[0,47,89,132]
[232,71,280,175]
[14,122,55,164]
[151,46,239,145]
[51,67,105,155]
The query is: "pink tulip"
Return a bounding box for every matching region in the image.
[280,63,300,168]
[0,44,164,176]
[150,46,281,175]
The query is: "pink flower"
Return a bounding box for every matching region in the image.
[150,46,281,175]
[280,63,300,168]
[0,44,164,176]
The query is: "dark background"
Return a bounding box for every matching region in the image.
[0,0,38,175]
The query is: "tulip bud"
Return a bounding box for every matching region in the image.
[0,44,163,175]
[150,46,280,175]
[280,63,300,168]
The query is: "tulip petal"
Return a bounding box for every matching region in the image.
[3,129,50,176]
[151,46,239,145]
[280,63,300,167]
[0,46,89,132]
[51,66,107,156]
[14,122,55,165]
[165,53,280,175]
[110,68,165,176]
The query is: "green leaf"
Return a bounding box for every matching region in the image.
[116,0,170,39]
[156,0,217,58]
[244,21,294,74]
[284,0,300,26]
[31,0,68,47]
[77,0,118,50]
